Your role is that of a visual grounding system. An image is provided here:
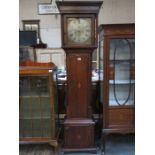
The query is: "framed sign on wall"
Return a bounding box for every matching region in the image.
[38,0,59,15]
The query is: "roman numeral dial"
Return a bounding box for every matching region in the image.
[67,18,91,44]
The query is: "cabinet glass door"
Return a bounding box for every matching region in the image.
[109,38,135,106]
[19,76,55,138]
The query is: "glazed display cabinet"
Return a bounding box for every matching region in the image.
[19,60,60,148]
[98,24,135,153]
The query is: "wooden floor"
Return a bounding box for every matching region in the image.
[19,134,135,155]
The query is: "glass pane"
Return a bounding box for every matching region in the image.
[30,76,49,96]
[31,24,38,32]
[19,75,53,138]
[19,77,30,96]
[67,18,91,44]
[25,24,32,30]
[21,98,31,118]
[109,84,135,106]
[43,118,52,137]
[110,39,133,60]
[41,97,51,117]
[114,63,130,81]
[23,119,32,137]
[92,49,97,61]
[31,97,41,118]
[32,119,42,137]
[109,39,135,106]
[19,118,24,137]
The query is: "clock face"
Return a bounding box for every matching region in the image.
[67,18,91,44]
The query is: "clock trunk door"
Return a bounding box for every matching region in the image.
[67,53,91,118]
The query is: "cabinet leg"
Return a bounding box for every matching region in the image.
[101,133,106,155]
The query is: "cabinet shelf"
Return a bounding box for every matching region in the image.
[20,95,50,98]
[20,116,51,120]
[109,99,135,106]
[110,59,135,63]
[109,80,135,84]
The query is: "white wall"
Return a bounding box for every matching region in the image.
[19,0,61,48]
[19,0,135,47]
[99,0,135,24]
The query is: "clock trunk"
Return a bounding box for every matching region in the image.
[66,52,91,118]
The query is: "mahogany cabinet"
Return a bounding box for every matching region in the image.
[19,60,60,148]
[98,24,135,153]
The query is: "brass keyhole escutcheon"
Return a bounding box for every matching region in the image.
[77,57,82,61]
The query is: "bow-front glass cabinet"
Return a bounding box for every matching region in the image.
[98,24,135,153]
[19,60,60,148]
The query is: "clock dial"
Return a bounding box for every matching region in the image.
[67,18,91,44]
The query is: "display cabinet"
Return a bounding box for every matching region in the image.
[98,24,135,153]
[19,60,60,148]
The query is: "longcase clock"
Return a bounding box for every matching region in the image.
[56,1,102,153]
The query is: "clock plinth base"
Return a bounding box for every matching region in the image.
[64,118,96,153]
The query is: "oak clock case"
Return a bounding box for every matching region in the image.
[98,24,135,154]
[56,1,102,153]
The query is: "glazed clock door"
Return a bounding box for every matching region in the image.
[108,38,135,128]
[67,18,92,44]
[63,14,96,47]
